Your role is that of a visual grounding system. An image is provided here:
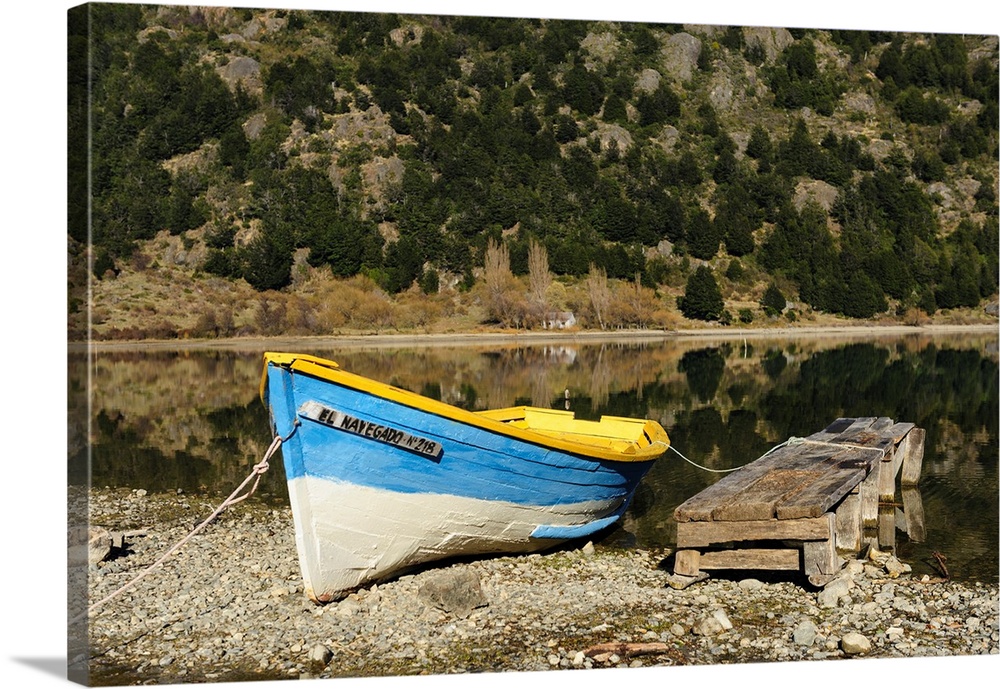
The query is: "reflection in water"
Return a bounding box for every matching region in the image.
[76,333,999,581]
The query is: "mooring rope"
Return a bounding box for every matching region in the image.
[77,428,294,623]
[652,441,744,474]
[763,436,890,460]
[657,432,887,476]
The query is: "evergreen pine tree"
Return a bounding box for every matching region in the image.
[680,266,725,321]
[761,283,787,316]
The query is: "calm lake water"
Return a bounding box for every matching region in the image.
[70,332,999,582]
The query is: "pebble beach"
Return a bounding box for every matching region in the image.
[77,487,998,685]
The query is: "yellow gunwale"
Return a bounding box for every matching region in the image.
[261,352,669,462]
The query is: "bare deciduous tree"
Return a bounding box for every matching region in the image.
[483,239,524,326]
[527,239,551,326]
[586,263,611,330]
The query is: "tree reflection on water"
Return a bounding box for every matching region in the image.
[75,333,998,581]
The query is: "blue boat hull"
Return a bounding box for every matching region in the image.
[264,358,660,602]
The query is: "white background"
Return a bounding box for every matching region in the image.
[3,1,997,688]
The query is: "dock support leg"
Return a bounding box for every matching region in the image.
[834,489,862,554]
[673,549,701,577]
[860,467,879,528]
[900,429,925,486]
[878,451,897,504]
[804,513,840,580]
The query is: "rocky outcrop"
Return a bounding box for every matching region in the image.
[794,180,840,213]
[592,123,634,154]
[742,26,795,63]
[218,56,262,95]
[662,33,702,82]
[581,30,620,64]
[634,68,662,94]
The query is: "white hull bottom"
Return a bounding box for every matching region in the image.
[287,475,616,602]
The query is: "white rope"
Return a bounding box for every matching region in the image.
[763,436,889,460]
[652,441,744,474]
[77,429,293,623]
[656,432,888,476]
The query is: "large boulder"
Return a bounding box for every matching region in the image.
[418,568,488,619]
[662,33,702,82]
[742,26,795,63]
[219,56,262,95]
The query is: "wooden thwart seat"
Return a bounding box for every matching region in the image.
[671,417,925,586]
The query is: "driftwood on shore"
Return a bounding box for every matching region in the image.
[582,642,672,660]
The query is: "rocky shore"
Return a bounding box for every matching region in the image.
[79,488,998,685]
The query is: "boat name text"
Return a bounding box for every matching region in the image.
[298,401,443,459]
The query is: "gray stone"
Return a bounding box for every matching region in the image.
[666,571,709,589]
[83,526,112,566]
[580,31,620,64]
[308,644,332,665]
[841,632,871,655]
[711,608,733,630]
[792,619,819,647]
[418,568,488,619]
[842,91,877,116]
[844,559,865,577]
[818,577,852,608]
[693,612,726,636]
[333,598,363,617]
[884,556,911,578]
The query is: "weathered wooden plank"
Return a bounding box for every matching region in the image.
[673,549,701,576]
[673,443,807,521]
[711,469,819,521]
[677,515,834,547]
[676,439,859,522]
[900,428,925,486]
[699,549,800,571]
[834,490,862,554]
[668,419,925,579]
[884,422,916,444]
[827,417,878,443]
[870,417,895,433]
[774,459,868,519]
[776,427,898,519]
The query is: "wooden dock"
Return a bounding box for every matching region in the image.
[671,417,925,587]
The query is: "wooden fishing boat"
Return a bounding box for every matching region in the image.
[260,352,669,603]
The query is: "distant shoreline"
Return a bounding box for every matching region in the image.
[72,322,998,353]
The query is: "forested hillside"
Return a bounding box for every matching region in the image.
[67,4,999,340]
